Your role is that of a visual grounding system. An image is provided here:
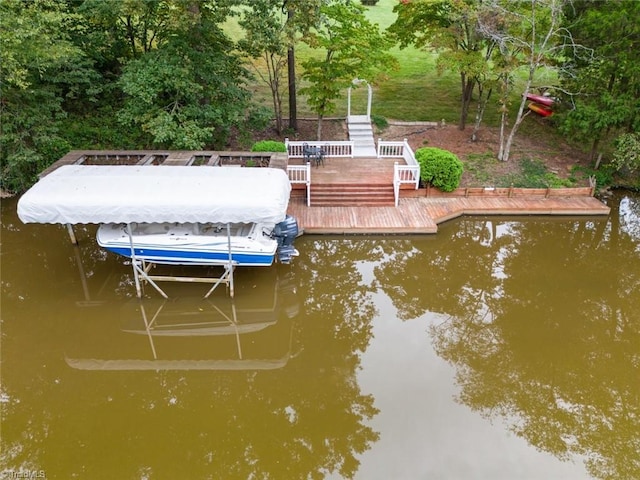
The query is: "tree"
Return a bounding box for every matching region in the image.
[278,0,324,132]
[117,4,253,149]
[0,0,95,192]
[239,0,290,135]
[558,0,640,166]
[389,0,495,132]
[475,0,577,162]
[300,1,396,140]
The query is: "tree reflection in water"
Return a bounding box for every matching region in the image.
[2,193,639,478]
[0,205,381,479]
[376,193,640,480]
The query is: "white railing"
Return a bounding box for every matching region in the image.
[379,138,420,206]
[377,140,405,158]
[285,139,355,158]
[287,163,311,206]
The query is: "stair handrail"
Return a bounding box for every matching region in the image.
[380,138,420,207]
[287,162,311,207]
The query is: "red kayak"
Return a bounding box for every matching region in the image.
[526,93,555,107]
[528,102,553,117]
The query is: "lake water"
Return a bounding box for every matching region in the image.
[1,192,638,480]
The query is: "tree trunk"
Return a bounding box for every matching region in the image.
[287,47,297,132]
[316,114,323,141]
[266,53,283,135]
[497,108,507,161]
[499,75,533,163]
[589,137,600,163]
[458,73,474,131]
[471,84,492,142]
[286,8,297,132]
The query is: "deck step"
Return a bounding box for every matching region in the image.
[347,118,376,158]
[311,183,395,206]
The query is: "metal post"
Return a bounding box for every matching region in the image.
[227,223,234,298]
[66,224,77,244]
[127,223,142,298]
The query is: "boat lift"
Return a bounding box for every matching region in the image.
[17,165,293,299]
[126,223,237,299]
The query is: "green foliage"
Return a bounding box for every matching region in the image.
[558,1,640,155]
[388,0,494,129]
[571,164,616,190]
[117,21,252,150]
[500,158,575,188]
[246,106,273,132]
[251,140,287,152]
[300,2,397,119]
[612,133,640,174]
[0,0,92,192]
[415,147,464,192]
[371,114,388,130]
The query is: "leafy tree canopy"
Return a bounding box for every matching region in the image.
[117,20,252,149]
[558,0,640,161]
[300,1,397,139]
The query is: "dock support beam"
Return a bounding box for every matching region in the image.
[66,224,77,244]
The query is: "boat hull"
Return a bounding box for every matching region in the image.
[525,93,555,107]
[97,223,278,266]
[528,102,553,117]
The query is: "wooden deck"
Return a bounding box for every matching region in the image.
[288,157,611,234]
[42,150,611,235]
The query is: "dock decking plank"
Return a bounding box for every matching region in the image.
[289,195,610,235]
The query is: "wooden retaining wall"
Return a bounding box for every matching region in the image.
[401,184,596,199]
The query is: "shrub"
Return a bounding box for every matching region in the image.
[251,140,287,152]
[612,132,640,173]
[415,147,464,192]
[371,114,388,130]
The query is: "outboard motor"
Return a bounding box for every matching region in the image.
[272,215,300,264]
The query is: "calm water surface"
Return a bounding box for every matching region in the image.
[1,192,639,480]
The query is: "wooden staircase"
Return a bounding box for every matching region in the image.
[311,183,395,207]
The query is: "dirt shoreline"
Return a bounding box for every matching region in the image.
[260,118,590,188]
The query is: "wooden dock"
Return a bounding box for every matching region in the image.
[287,157,610,234]
[287,195,610,234]
[41,150,611,235]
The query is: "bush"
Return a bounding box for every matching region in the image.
[613,132,640,174]
[371,114,388,130]
[415,147,464,192]
[251,140,287,152]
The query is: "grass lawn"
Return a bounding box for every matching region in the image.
[237,0,548,128]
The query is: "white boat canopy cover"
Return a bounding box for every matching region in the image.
[17,165,292,225]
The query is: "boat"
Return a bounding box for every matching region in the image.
[18,164,301,266]
[96,216,299,266]
[528,102,553,117]
[525,93,555,107]
[18,164,301,296]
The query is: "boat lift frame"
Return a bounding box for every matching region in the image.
[125,223,238,299]
[65,221,239,299]
[20,165,293,301]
